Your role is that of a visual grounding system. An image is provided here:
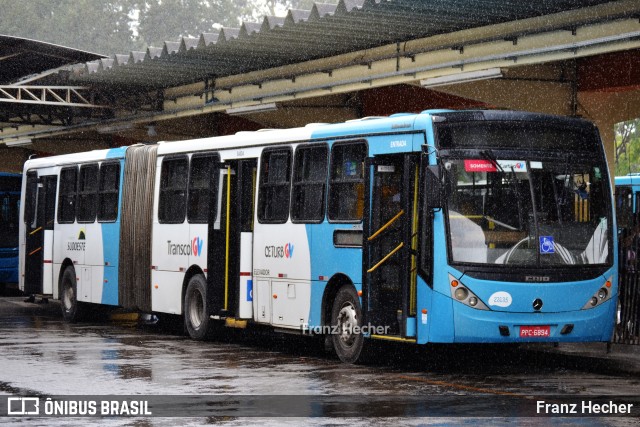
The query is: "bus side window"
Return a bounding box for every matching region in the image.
[58,166,78,224]
[158,156,189,224]
[187,153,218,224]
[77,164,99,223]
[328,141,366,222]
[98,162,120,222]
[258,147,292,224]
[291,144,328,223]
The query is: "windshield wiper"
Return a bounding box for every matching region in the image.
[479,149,503,173]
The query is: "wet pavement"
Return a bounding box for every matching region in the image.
[0,296,639,426]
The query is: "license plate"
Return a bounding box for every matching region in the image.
[519,325,550,338]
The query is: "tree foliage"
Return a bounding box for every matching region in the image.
[0,0,337,55]
[615,118,640,176]
[0,0,139,53]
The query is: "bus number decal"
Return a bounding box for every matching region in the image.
[488,291,512,308]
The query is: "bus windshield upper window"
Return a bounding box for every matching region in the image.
[436,121,597,152]
[328,142,366,222]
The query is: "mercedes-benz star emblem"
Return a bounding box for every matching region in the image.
[533,298,543,311]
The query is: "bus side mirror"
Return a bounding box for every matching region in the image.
[425,165,443,210]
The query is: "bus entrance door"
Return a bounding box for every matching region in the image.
[24,173,57,296]
[364,154,419,338]
[208,159,257,319]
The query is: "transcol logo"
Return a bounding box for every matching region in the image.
[167,237,204,256]
[192,237,204,256]
[264,243,294,259]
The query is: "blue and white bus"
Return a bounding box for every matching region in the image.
[19,110,617,363]
[614,173,640,343]
[615,174,640,221]
[0,172,21,291]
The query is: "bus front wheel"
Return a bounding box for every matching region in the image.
[184,274,216,340]
[331,286,365,364]
[60,266,84,322]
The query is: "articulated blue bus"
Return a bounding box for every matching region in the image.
[19,110,617,363]
[0,173,21,291]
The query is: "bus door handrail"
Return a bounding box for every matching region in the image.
[367,242,404,273]
[367,209,404,242]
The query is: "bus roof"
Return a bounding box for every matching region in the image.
[24,146,128,170]
[22,110,596,169]
[155,113,426,156]
[615,174,640,187]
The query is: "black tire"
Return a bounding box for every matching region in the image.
[331,285,366,363]
[60,266,84,322]
[184,274,217,340]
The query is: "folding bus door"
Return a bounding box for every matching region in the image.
[24,173,57,296]
[364,154,420,338]
[208,159,257,319]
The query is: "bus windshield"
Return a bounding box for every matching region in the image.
[444,157,612,267]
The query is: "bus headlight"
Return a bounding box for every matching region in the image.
[597,288,607,300]
[582,277,613,310]
[454,287,468,301]
[448,274,489,310]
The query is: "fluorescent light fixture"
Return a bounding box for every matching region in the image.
[420,68,503,88]
[97,122,134,134]
[226,102,278,115]
[5,138,33,147]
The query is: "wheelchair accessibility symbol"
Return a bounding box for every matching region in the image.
[539,236,555,254]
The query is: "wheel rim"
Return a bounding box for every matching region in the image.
[337,302,358,347]
[188,288,204,328]
[62,283,74,312]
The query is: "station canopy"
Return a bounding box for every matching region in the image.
[0,35,103,85]
[67,0,616,89]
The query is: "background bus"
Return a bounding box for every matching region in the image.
[0,172,21,294]
[19,110,617,363]
[614,174,640,344]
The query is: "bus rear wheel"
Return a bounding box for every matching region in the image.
[184,274,217,340]
[331,286,365,364]
[60,266,84,322]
